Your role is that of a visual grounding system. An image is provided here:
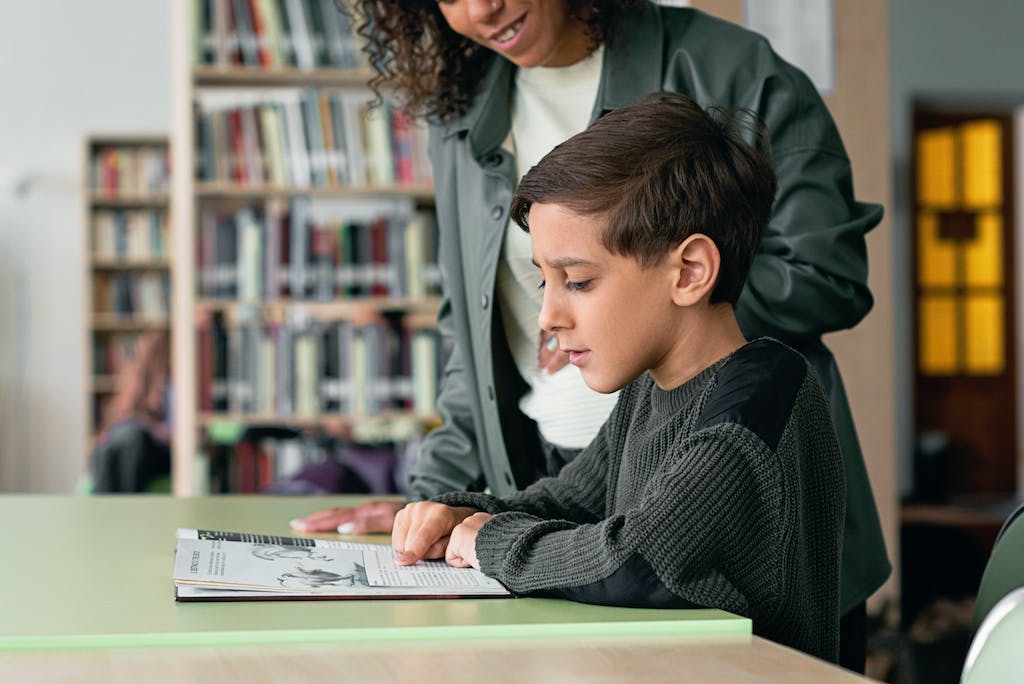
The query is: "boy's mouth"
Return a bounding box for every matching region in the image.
[567,350,591,367]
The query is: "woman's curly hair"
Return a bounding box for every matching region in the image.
[337,1,642,123]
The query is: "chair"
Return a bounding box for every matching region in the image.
[959,501,1024,683]
[960,587,1024,683]
[971,501,1024,632]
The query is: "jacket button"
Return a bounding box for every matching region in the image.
[490,205,504,221]
[487,386,494,401]
[481,294,489,309]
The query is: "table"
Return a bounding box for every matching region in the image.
[0,495,873,682]
[0,634,873,683]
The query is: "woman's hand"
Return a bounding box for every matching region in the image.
[290,500,405,534]
[539,330,570,374]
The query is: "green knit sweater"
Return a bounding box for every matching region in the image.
[436,338,845,662]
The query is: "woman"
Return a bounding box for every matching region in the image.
[295,0,888,670]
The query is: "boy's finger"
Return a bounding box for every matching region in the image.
[445,547,470,568]
[424,538,448,560]
[390,508,411,554]
[402,525,443,563]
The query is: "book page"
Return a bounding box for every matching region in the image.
[173,537,509,596]
[361,546,502,589]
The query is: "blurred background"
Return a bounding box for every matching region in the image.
[0,1,1021,681]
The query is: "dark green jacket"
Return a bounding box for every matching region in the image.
[409,5,890,614]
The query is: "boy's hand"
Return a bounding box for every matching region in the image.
[290,500,404,534]
[391,502,479,565]
[445,512,493,570]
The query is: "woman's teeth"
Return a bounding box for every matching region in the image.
[496,19,524,43]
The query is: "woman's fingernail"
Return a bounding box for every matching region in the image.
[337,522,356,534]
[289,519,306,531]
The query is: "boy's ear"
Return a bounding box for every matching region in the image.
[669,233,720,307]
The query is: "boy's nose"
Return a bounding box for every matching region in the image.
[538,289,566,333]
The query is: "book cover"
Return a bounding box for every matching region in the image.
[173,528,512,601]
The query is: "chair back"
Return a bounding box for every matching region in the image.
[961,586,1024,683]
[971,502,1024,632]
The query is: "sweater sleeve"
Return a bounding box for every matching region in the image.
[470,425,779,613]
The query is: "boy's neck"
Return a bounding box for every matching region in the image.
[649,304,747,391]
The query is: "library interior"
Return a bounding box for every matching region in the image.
[0,1,1022,683]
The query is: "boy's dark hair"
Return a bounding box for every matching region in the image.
[510,92,777,305]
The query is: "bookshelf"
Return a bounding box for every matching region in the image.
[84,134,172,457]
[171,1,442,495]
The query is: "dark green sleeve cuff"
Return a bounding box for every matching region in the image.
[432,491,508,514]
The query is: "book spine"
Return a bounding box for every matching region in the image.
[284,0,315,69]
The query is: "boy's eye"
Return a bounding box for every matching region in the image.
[566,280,591,292]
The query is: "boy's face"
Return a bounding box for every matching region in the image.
[530,202,681,394]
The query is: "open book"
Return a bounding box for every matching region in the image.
[173,528,512,602]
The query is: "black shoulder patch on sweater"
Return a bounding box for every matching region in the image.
[534,553,698,609]
[695,339,808,451]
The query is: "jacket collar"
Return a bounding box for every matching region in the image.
[594,3,666,117]
[442,54,514,159]
[444,3,671,155]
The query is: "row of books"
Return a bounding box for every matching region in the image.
[205,437,405,495]
[94,272,171,319]
[90,145,170,198]
[91,209,169,261]
[198,311,448,418]
[207,436,317,494]
[194,89,430,188]
[195,0,365,71]
[198,197,441,301]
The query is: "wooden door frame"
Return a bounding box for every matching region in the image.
[910,102,1018,497]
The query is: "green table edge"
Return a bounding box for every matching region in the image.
[0,615,751,651]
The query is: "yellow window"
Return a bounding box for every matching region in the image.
[965,295,1005,374]
[917,127,956,209]
[961,120,1002,210]
[917,212,958,287]
[919,295,958,374]
[963,211,1003,288]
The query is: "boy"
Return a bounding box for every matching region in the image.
[390,93,846,662]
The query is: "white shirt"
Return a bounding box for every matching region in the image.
[496,46,619,449]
